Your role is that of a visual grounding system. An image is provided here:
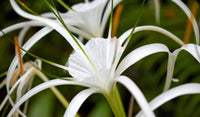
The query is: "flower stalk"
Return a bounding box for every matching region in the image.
[104,86,126,117]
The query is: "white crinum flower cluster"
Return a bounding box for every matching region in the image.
[1,0,200,117]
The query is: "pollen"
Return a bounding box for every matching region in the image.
[14,36,23,76]
[184,1,199,44]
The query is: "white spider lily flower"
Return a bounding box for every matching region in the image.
[4,12,184,116]
[6,33,175,117]
[5,0,194,116]
[5,1,187,116]
[7,0,184,89]
[62,0,122,39]
[4,4,184,115]
[2,0,121,42]
[136,83,200,117]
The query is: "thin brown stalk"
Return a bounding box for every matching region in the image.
[128,96,134,117]
[111,3,123,38]
[14,36,23,76]
[184,1,199,44]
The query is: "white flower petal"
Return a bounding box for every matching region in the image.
[63,0,122,39]
[62,0,107,38]
[18,27,30,45]
[68,38,123,92]
[65,26,93,40]
[0,95,8,111]
[116,76,155,117]
[0,69,32,113]
[173,44,200,63]
[163,53,176,91]
[163,44,200,92]
[136,83,200,117]
[16,68,34,101]
[116,44,170,76]
[3,68,38,116]
[172,0,199,44]
[119,26,184,45]
[7,79,88,117]
[7,67,36,107]
[0,21,45,37]
[10,0,84,52]
[64,88,100,117]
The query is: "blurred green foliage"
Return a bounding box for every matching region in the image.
[0,0,200,117]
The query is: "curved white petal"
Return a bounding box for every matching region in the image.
[0,21,45,37]
[7,79,88,117]
[10,0,84,52]
[6,67,36,107]
[0,94,8,111]
[163,44,200,92]
[119,26,184,45]
[18,27,30,45]
[136,83,200,117]
[172,0,199,44]
[163,53,176,91]
[173,44,200,63]
[16,69,34,101]
[2,68,38,116]
[116,76,155,117]
[116,44,170,76]
[0,70,30,112]
[64,88,100,117]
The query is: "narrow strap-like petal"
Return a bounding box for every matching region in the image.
[163,53,176,91]
[7,79,87,117]
[0,21,45,37]
[0,68,34,116]
[164,44,200,91]
[64,88,100,117]
[115,44,170,76]
[116,76,155,117]
[10,0,84,52]
[18,27,30,45]
[173,44,200,63]
[172,0,199,44]
[136,83,200,117]
[119,26,184,45]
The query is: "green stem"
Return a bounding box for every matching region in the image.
[56,0,73,11]
[104,86,126,117]
[0,71,7,78]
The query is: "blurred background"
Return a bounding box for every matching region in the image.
[0,0,200,117]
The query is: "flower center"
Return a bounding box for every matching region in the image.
[68,37,122,92]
